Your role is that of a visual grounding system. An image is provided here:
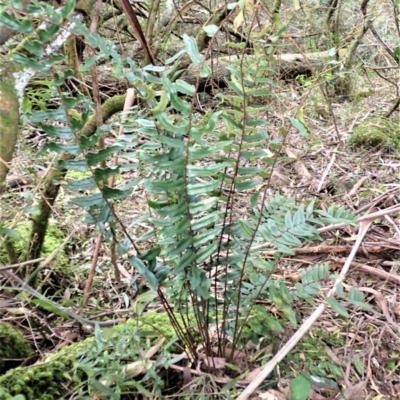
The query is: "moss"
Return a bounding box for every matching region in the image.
[0,312,180,400]
[0,356,82,400]
[0,323,33,374]
[353,88,373,103]
[65,170,91,180]
[333,75,353,98]
[349,117,400,153]
[0,222,68,271]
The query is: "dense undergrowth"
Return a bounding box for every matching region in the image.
[1,0,399,399]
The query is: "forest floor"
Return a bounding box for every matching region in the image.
[1,54,400,400]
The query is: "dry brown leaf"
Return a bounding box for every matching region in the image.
[308,389,327,400]
[203,356,226,370]
[277,379,291,400]
[338,381,367,400]
[245,367,261,383]
[182,366,193,391]
[233,10,245,31]
[123,359,154,377]
[117,262,132,279]
[144,337,165,359]
[258,389,288,399]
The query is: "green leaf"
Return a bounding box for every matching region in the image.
[249,89,273,97]
[348,287,364,302]
[200,64,211,77]
[196,242,218,263]
[133,291,157,315]
[353,357,364,374]
[394,46,400,62]
[39,125,74,140]
[203,24,219,36]
[145,178,184,193]
[265,219,281,237]
[71,193,103,207]
[281,232,302,246]
[86,146,122,166]
[58,159,88,172]
[289,117,309,137]
[32,299,70,319]
[182,34,204,65]
[176,250,197,272]
[250,192,260,208]
[129,256,159,290]
[131,381,154,397]
[193,227,222,247]
[37,24,59,42]
[189,197,219,214]
[0,12,33,34]
[65,177,96,191]
[269,285,284,308]
[324,296,350,318]
[189,266,211,297]
[187,163,230,177]
[235,178,259,191]
[290,375,311,400]
[93,167,120,182]
[264,315,284,332]
[90,379,115,396]
[281,303,297,326]
[187,179,221,195]
[174,79,195,95]
[250,258,274,272]
[165,49,186,65]
[284,211,293,228]
[239,220,254,239]
[23,40,44,57]
[191,212,220,231]
[238,166,263,175]
[61,0,76,18]
[0,227,20,239]
[41,142,79,155]
[31,109,68,123]
[102,186,128,199]
[189,140,230,159]
[157,113,189,135]
[168,236,193,256]
[279,282,293,304]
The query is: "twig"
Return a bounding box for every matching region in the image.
[344,174,371,198]
[1,269,125,327]
[317,152,336,192]
[332,257,400,285]
[0,258,46,271]
[252,244,395,256]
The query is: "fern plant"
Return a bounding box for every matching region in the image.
[48,19,357,363]
[0,2,359,396]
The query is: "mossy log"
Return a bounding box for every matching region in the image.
[0,312,181,400]
[181,49,349,88]
[33,49,349,97]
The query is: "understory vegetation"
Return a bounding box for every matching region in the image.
[0,0,399,399]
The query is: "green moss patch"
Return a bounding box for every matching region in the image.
[0,323,33,374]
[349,117,400,152]
[0,222,68,270]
